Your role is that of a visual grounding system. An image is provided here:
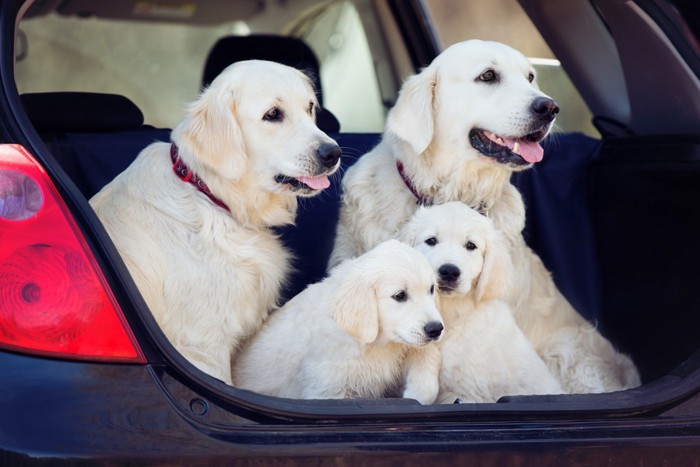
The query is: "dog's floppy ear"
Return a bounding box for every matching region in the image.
[398,205,430,247]
[331,261,379,344]
[172,84,248,181]
[475,230,513,303]
[385,66,437,155]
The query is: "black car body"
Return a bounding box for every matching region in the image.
[1,0,700,464]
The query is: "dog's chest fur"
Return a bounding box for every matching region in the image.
[166,210,291,340]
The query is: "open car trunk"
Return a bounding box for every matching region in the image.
[3,0,700,428]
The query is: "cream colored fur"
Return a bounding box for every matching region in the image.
[90,60,340,385]
[401,202,563,403]
[232,240,444,404]
[331,40,640,394]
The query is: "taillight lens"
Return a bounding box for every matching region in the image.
[0,144,145,363]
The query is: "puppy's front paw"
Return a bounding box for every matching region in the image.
[402,380,439,405]
[402,345,441,404]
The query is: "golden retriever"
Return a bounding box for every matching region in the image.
[331,40,640,393]
[232,240,444,404]
[90,60,341,385]
[401,202,563,403]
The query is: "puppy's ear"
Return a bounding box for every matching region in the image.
[475,230,513,304]
[399,205,431,246]
[398,213,417,246]
[386,66,437,155]
[331,262,379,344]
[172,86,248,181]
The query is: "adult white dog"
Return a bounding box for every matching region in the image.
[91,60,341,385]
[232,240,444,404]
[330,40,640,393]
[401,202,563,403]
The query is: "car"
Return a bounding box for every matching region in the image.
[1,0,700,464]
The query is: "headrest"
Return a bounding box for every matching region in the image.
[21,92,144,133]
[202,35,323,98]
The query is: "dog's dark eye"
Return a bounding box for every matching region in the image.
[392,290,407,302]
[263,107,284,122]
[528,72,535,83]
[478,69,497,82]
[466,241,477,251]
[308,101,315,115]
[429,284,435,295]
[424,237,438,246]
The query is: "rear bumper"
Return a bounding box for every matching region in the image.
[2,351,700,465]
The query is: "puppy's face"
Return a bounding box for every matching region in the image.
[332,240,443,346]
[176,60,341,197]
[400,202,511,305]
[374,252,444,347]
[404,204,490,297]
[388,40,558,171]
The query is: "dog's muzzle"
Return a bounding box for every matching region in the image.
[274,142,342,194]
[469,97,558,168]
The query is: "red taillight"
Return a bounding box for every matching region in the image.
[0,144,145,363]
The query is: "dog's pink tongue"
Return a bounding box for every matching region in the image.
[297,176,330,190]
[507,138,544,163]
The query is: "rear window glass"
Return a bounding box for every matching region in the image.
[14,1,386,132]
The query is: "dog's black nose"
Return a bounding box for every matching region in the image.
[531,97,559,122]
[317,143,342,169]
[424,321,444,339]
[438,264,461,282]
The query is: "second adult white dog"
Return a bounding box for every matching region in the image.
[91,60,341,385]
[401,202,564,403]
[232,240,444,404]
[330,39,640,393]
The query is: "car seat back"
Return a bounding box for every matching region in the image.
[21,92,170,199]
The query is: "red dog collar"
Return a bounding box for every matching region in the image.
[396,160,490,216]
[170,144,230,212]
[396,160,432,206]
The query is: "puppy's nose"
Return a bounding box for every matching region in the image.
[317,142,342,169]
[531,97,559,122]
[424,321,444,340]
[438,264,461,282]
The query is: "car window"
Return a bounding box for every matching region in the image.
[423,0,600,137]
[14,1,387,133]
[294,1,386,132]
[15,13,230,129]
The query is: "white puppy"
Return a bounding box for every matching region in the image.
[90,60,341,385]
[232,240,444,404]
[401,202,563,403]
[331,40,640,393]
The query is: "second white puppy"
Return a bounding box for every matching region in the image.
[232,239,444,404]
[401,202,564,403]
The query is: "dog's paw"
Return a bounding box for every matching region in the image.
[402,381,439,405]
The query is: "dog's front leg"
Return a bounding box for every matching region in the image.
[402,345,441,404]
